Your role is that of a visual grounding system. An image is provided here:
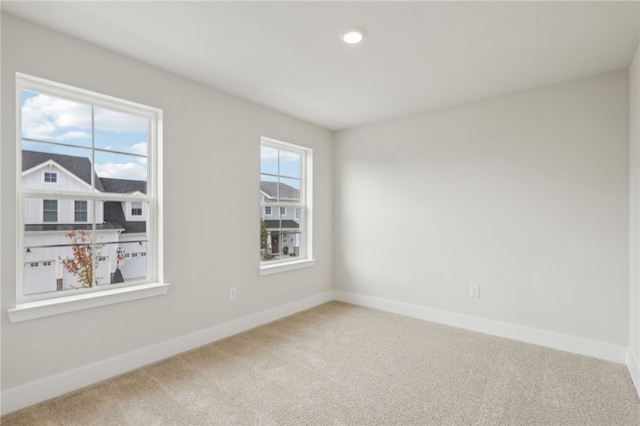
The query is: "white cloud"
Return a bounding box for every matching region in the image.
[22,94,147,141]
[58,130,91,140]
[95,162,147,180]
[261,145,300,162]
[94,107,148,133]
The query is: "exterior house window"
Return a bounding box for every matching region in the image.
[74,200,88,222]
[260,137,314,273]
[44,171,57,183]
[12,73,167,323]
[43,199,57,222]
[131,202,142,216]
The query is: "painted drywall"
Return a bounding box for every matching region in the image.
[1,13,332,393]
[334,70,630,346]
[629,43,640,393]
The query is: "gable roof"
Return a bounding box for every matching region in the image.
[22,150,148,195]
[22,150,147,234]
[22,150,105,192]
[103,201,146,234]
[260,181,299,201]
[101,177,147,195]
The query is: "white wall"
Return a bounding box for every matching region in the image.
[1,13,332,399]
[335,70,630,346]
[629,43,640,394]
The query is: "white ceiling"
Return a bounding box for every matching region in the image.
[2,1,639,131]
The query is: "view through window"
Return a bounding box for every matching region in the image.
[18,74,159,300]
[260,138,310,265]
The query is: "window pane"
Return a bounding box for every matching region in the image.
[94,151,148,193]
[43,199,58,222]
[24,221,99,293]
[278,149,300,179]
[94,107,149,154]
[74,200,88,222]
[279,178,301,202]
[281,231,302,259]
[105,240,148,284]
[22,142,94,193]
[260,145,279,175]
[21,90,92,147]
[131,202,142,216]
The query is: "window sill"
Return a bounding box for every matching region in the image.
[7,282,170,323]
[259,258,316,276]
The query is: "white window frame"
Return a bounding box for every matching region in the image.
[74,200,88,222]
[42,199,58,223]
[9,73,169,323]
[43,171,57,183]
[131,201,143,216]
[259,136,315,275]
[265,206,272,216]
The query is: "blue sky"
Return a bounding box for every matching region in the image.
[21,90,148,181]
[261,145,301,189]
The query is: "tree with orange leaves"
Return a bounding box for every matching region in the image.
[61,229,103,288]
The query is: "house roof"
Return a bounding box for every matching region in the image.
[23,150,147,234]
[103,201,146,234]
[22,149,105,192]
[260,181,299,200]
[263,220,299,230]
[101,178,147,195]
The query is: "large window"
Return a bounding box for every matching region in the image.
[260,137,313,273]
[12,73,167,321]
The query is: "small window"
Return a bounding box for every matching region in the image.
[44,172,57,183]
[260,137,313,270]
[43,199,57,222]
[131,202,142,216]
[74,200,88,222]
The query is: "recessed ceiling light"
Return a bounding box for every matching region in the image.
[340,26,366,44]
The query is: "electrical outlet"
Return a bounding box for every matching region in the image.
[229,287,237,300]
[470,285,480,298]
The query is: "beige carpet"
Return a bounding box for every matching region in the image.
[2,301,639,425]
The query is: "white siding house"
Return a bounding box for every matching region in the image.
[260,181,301,259]
[22,150,148,295]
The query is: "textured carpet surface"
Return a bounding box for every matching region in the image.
[2,301,639,425]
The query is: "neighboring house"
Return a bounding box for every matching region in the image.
[260,181,301,258]
[22,150,148,295]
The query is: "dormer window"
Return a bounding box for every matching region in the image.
[44,172,57,183]
[131,202,142,216]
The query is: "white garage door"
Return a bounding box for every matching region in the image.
[24,261,56,295]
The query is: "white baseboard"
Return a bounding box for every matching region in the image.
[627,349,640,397]
[333,291,628,365]
[2,290,633,415]
[1,291,334,416]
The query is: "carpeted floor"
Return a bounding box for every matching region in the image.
[2,301,639,425]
